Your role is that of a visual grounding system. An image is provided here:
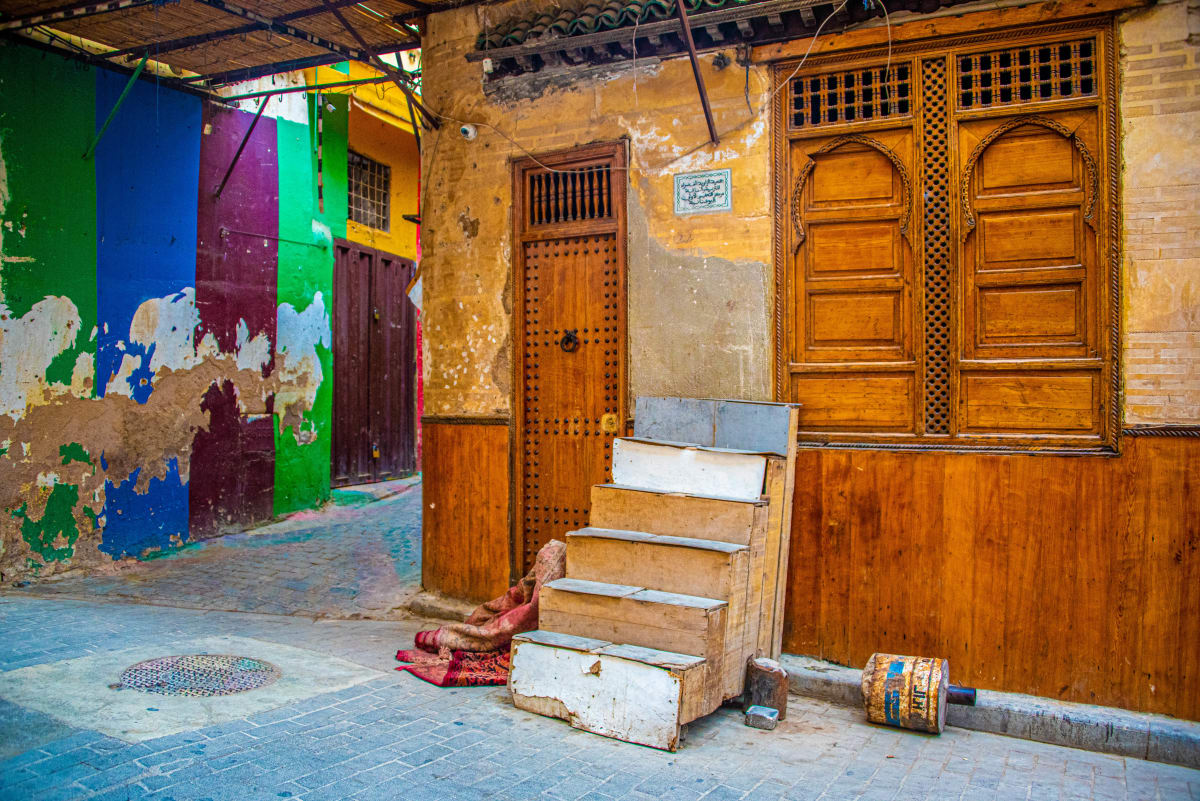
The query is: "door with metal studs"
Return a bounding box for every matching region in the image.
[513,143,628,574]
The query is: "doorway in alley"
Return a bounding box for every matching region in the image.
[332,239,418,486]
[512,142,629,573]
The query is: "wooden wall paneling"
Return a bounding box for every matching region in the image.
[421,421,511,603]
[783,439,1200,721]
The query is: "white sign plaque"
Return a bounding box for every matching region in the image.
[674,168,732,215]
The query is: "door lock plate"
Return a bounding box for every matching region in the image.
[600,413,620,434]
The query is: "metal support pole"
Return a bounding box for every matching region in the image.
[674,0,719,146]
[82,53,148,160]
[319,0,440,130]
[214,95,270,198]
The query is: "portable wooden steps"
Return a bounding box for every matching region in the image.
[509,397,799,751]
[589,483,768,546]
[510,630,709,752]
[538,577,729,708]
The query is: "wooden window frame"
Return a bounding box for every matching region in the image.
[772,16,1121,454]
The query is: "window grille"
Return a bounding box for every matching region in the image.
[348,150,391,232]
[527,165,613,226]
[789,63,911,130]
[958,39,1096,109]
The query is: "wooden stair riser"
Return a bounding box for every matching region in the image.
[565,531,750,698]
[539,583,728,705]
[611,438,768,501]
[589,484,765,546]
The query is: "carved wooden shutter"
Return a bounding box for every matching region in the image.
[778,23,1116,450]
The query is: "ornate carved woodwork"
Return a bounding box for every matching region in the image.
[959,114,1099,239]
[920,57,953,437]
[513,143,628,574]
[956,38,1097,110]
[774,19,1119,451]
[789,62,912,130]
[789,134,913,251]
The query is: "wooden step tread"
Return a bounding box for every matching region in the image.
[595,483,767,506]
[512,631,706,669]
[568,527,748,554]
[544,578,726,610]
[618,436,784,458]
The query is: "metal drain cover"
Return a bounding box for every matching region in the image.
[116,654,281,697]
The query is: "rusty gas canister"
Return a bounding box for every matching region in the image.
[861,653,949,734]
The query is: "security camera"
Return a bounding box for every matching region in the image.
[459,123,478,141]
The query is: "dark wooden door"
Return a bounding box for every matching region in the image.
[513,143,627,574]
[332,239,417,486]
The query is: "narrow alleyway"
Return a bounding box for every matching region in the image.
[1,483,1197,801]
[12,478,423,620]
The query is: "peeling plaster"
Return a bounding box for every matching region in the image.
[275,291,331,441]
[0,296,88,419]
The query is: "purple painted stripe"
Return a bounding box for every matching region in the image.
[190,102,279,538]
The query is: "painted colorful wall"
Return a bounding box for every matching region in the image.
[0,44,369,581]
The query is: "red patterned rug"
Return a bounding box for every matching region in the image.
[394,539,565,688]
[394,648,511,687]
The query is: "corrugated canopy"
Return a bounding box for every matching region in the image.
[0,0,433,87]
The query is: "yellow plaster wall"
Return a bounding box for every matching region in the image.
[421,3,775,417]
[1119,0,1200,425]
[347,105,421,260]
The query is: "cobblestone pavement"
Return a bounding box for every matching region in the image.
[13,478,422,620]
[0,596,1197,801]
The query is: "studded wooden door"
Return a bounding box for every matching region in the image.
[513,143,627,574]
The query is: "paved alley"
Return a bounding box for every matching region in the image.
[12,479,423,620]
[2,482,1198,801]
[1,596,1198,801]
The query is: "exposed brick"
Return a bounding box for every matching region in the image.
[1126,55,1189,71]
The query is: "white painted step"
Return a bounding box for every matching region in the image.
[611,438,768,500]
[509,630,710,751]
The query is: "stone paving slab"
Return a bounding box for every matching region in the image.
[12,481,423,621]
[0,597,1197,801]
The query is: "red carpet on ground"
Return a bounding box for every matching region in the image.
[395,539,565,687]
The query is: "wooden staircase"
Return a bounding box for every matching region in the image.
[509,397,799,750]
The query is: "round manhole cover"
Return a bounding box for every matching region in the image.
[116,655,281,697]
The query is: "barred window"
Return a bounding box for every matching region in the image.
[348,150,390,232]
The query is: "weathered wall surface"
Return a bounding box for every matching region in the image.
[420,4,775,418]
[0,46,379,580]
[1120,0,1200,425]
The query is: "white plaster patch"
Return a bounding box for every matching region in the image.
[0,296,83,419]
[105,289,203,398]
[0,636,382,743]
[224,74,310,125]
[130,288,202,372]
[234,319,272,372]
[275,292,331,440]
[35,471,59,490]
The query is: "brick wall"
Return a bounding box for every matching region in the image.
[1120,0,1200,425]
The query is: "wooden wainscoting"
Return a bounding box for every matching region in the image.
[784,436,1200,720]
[421,419,512,603]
